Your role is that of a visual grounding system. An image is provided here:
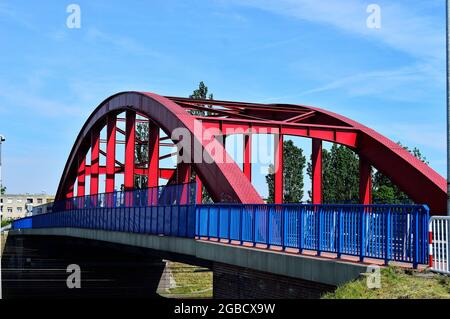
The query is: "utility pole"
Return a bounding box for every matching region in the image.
[0,134,4,300]
[0,135,5,222]
[447,0,450,216]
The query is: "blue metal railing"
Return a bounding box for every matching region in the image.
[11,186,430,267]
[48,182,197,212]
[196,204,429,267]
[14,205,197,238]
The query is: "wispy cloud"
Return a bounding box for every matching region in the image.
[85,27,163,57]
[372,123,446,153]
[265,63,441,102]
[0,81,82,118]
[0,2,37,31]
[230,0,444,61]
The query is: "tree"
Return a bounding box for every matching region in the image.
[372,142,428,203]
[0,186,5,195]
[190,81,215,203]
[306,144,359,203]
[189,81,214,116]
[134,121,149,189]
[266,140,306,203]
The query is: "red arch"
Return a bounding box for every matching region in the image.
[56,92,263,204]
[56,92,447,214]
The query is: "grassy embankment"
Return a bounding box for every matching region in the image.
[323,266,450,299]
[162,261,213,299]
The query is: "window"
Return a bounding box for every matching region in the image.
[7,207,12,213]
[26,198,33,204]
[17,207,22,213]
[7,198,12,204]
[16,198,23,203]
[37,198,43,204]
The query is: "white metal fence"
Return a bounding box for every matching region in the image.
[429,216,450,274]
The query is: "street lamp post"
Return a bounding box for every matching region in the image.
[447,0,450,216]
[0,134,5,224]
[0,134,4,300]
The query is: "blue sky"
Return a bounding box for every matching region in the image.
[0,0,446,199]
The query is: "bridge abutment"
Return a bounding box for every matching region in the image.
[212,262,335,299]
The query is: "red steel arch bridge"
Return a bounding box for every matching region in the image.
[55,91,446,215]
[11,91,442,273]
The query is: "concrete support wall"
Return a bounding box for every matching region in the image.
[213,262,335,299]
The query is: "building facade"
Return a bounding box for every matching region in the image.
[0,194,54,220]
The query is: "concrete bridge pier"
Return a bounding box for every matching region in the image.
[212,262,335,299]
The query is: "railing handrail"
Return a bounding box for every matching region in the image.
[12,201,430,268]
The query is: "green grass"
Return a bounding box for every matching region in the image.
[1,218,13,228]
[165,262,213,299]
[322,267,450,299]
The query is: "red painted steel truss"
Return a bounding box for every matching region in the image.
[55,91,447,214]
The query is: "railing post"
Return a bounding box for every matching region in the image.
[281,206,286,251]
[266,207,270,249]
[217,206,220,242]
[252,206,256,247]
[337,208,342,258]
[385,208,391,265]
[228,206,231,243]
[240,206,243,245]
[177,206,181,237]
[169,205,173,236]
[360,206,365,262]
[317,207,321,256]
[298,206,303,254]
[195,205,200,239]
[207,206,210,241]
[413,208,419,269]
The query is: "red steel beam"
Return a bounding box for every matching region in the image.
[312,139,322,204]
[196,175,203,204]
[90,127,100,195]
[177,163,191,204]
[65,182,74,200]
[359,157,372,205]
[106,114,116,193]
[274,134,283,204]
[124,110,136,190]
[77,153,86,197]
[148,123,159,188]
[243,133,252,181]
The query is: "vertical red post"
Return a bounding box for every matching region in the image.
[147,124,159,205]
[106,114,116,194]
[65,179,75,198]
[243,134,252,181]
[196,174,203,204]
[177,164,191,204]
[77,153,86,197]
[177,164,191,184]
[359,157,372,205]
[312,139,322,204]
[65,178,75,209]
[90,128,100,196]
[124,111,136,206]
[274,134,283,204]
[124,111,136,190]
